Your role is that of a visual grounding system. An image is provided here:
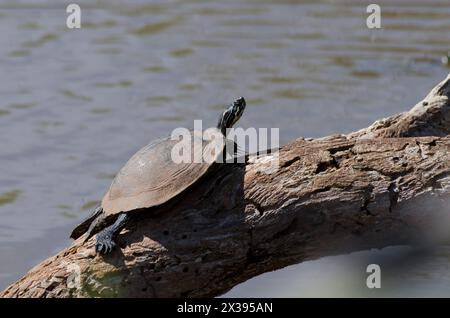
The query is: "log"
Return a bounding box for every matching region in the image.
[1,75,450,298]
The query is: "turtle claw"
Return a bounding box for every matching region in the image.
[95,242,104,254]
[106,241,116,253]
[95,233,116,254]
[93,213,128,254]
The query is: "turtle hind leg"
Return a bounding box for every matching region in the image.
[95,213,129,254]
[70,206,103,240]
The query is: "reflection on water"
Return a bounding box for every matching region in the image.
[0,0,449,296]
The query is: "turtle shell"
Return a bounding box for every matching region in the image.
[101,129,224,216]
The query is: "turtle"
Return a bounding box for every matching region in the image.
[70,97,246,254]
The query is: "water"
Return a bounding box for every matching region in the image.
[0,0,449,296]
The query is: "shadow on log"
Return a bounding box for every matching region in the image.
[1,75,450,298]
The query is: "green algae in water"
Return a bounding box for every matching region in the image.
[145,96,173,106]
[81,200,100,211]
[56,204,72,210]
[131,19,180,36]
[10,102,36,110]
[90,108,112,114]
[96,172,116,180]
[350,70,380,78]
[0,190,22,206]
[260,76,303,84]
[94,80,132,88]
[143,65,169,73]
[61,89,92,102]
[170,48,194,57]
[9,50,30,57]
[0,109,11,117]
[23,33,58,48]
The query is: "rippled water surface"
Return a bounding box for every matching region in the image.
[1,0,450,296]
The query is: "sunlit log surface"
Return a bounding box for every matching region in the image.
[1,75,449,298]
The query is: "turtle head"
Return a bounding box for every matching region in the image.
[217,97,246,135]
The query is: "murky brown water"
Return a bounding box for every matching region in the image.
[1,0,450,296]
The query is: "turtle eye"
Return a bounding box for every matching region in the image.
[232,97,245,124]
[217,97,246,134]
[233,97,246,111]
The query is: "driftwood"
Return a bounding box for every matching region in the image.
[1,75,450,298]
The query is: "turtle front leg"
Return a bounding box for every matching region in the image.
[95,213,129,254]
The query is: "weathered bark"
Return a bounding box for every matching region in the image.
[1,76,450,298]
[349,74,450,139]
